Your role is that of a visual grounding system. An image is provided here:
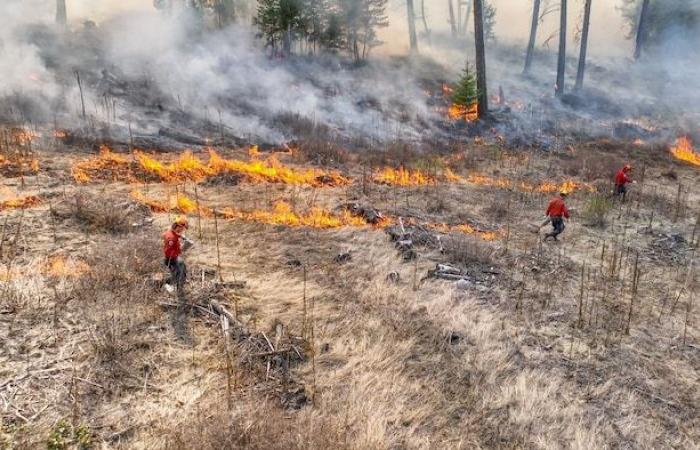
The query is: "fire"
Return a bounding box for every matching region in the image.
[129,190,207,216]
[72,146,133,183]
[73,146,350,186]
[374,167,436,186]
[463,172,594,194]
[670,136,700,167]
[220,201,368,229]
[448,103,479,122]
[10,128,39,146]
[0,154,39,175]
[45,256,90,278]
[0,195,41,211]
[428,222,499,241]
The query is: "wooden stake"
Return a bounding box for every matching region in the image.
[213,210,223,282]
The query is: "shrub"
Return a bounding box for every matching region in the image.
[443,234,496,267]
[582,195,613,227]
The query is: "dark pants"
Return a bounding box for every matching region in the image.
[546,217,565,240]
[164,257,187,290]
[614,184,627,200]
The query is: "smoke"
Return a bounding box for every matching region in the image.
[0,0,698,146]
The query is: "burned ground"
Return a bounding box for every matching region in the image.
[0,128,698,449]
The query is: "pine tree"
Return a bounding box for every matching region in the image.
[452,63,478,107]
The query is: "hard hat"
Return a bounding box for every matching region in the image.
[623,164,632,171]
[173,215,189,228]
[559,190,569,197]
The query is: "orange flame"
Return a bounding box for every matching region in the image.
[45,256,90,278]
[448,103,478,121]
[670,136,700,167]
[73,146,350,186]
[374,167,436,186]
[0,195,41,211]
[220,201,368,229]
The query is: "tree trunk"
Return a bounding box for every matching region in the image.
[523,0,541,74]
[473,0,489,117]
[420,0,431,45]
[555,0,567,97]
[575,0,592,90]
[56,0,67,26]
[634,0,650,60]
[461,1,472,36]
[448,0,457,37]
[406,0,419,52]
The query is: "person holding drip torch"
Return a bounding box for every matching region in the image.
[163,215,194,295]
[541,190,570,241]
[614,164,635,201]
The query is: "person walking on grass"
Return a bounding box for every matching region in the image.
[614,164,635,202]
[543,190,570,241]
[163,216,193,295]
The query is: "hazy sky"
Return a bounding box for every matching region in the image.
[48,1,636,61]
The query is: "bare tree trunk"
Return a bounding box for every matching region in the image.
[461,1,472,36]
[407,0,419,52]
[575,0,592,90]
[448,0,457,37]
[555,0,567,97]
[56,0,67,26]
[634,0,650,60]
[523,0,541,74]
[473,0,489,117]
[420,0,431,45]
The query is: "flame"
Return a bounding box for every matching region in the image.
[374,167,436,186]
[448,103,479,121]
[129,190,207,216]
[72,146,133,183]
[429,223,499,241]
[53,130,68,139]
[220,201,368,229]
[10,128,39,146]
[45,256,90,278]
[670,136,700,167]
[0,195,41,211]
[463,172,594,194]
[73,146,350,186]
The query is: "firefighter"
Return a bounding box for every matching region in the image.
[614,164,634,201]
[543,190,570,241]
[163,216,193,294]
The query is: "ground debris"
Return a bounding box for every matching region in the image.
[644,229,694,266]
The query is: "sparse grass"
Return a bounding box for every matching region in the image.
[443,234,497,267]
[582,194,613,227]
[54,193,149,234]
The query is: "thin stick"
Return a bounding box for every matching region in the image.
[75,71,86,120]
[194,183,203,240]
[213,210,223,282]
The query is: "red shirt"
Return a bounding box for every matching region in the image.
[615,169,631,186]
[546,197,570,218]
[163,229,181,259]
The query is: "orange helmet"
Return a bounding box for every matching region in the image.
[623,164,632,172]
[173,215,189,229]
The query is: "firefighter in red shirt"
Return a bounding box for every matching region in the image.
[163,216,192,294]
[614,165,634,201]
[543,191,570,241]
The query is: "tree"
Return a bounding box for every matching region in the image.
[338,0,389,62]
[555,0,567,97]
[634,0,650,59]
[255,0,305,55]
[523,0,541,74]
[483,2,496,41]
[452,63,478,107]
[213,0,236,27]
[575,0,592,90]
[472,0,488,117]
[406,0,418,52]
[448,0,457,37]
[56,0,67,26]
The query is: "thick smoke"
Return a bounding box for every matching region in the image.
[0,0,698,146]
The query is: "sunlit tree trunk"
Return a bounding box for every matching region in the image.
[634,0,650,60]
[406,0,419,52]
[555,0,567,97]
[575,0,592,90]
[473,0,488,117]
[448,0,457,37]
[523,0,541,74]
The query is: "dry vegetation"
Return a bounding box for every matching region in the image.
[1,130,698,449]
